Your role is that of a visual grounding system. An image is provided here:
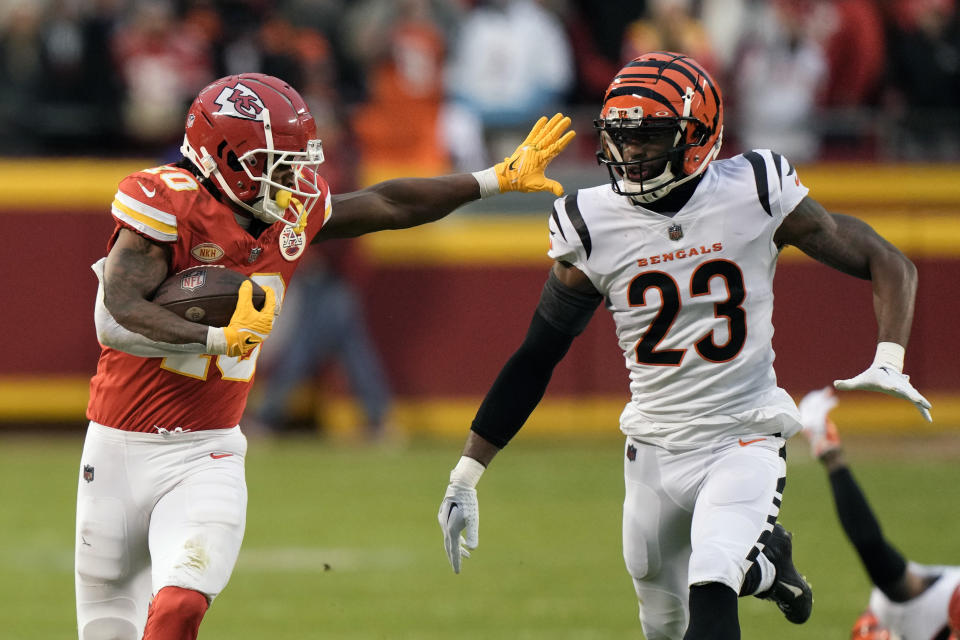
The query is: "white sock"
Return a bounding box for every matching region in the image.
[755,551,776,593]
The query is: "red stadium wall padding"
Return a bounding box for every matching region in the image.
[3,210,957,401]
[356,259,955,399]
[6,210,113,376]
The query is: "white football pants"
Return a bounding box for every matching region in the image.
[622,433,786,640]
[75,422,247,640]
[870,565,960,640]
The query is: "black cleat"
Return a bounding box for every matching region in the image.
[756,523,813,624]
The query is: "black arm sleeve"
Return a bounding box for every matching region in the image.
[470,274,602,448]
[829,467,910,601]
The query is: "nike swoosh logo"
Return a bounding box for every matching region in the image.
[781,582,804,598]
[508,158,520,171]
[243,337,257,346]
[137,181,156,198]
[210,452,233,459]
[738,437,765,447]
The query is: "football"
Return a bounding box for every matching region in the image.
[152,265,265,327]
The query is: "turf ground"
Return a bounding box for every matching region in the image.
[2,430,958,639]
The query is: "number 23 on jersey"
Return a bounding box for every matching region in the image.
[629,259,747,366]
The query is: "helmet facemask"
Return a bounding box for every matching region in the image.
[234,126,325,229]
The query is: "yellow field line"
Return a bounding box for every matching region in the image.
[2,377,955,434]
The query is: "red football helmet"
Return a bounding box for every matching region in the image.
[181,73,324,227]
[594,52,723,202]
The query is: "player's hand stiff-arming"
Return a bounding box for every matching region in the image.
[833,342,932,421]
[207,281,277,357]
[472,113,576,198]
[438,456,484,573]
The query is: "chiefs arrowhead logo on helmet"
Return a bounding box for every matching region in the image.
[213,83,266,121]
[594,51,723,203]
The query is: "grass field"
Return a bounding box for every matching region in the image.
[2,429,958,639]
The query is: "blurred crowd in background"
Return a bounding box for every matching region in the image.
[1,0,959,184]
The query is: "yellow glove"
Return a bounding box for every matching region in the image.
[477,113,576,198]
[219,281,276,357]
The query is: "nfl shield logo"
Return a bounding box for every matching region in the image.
[668,224,684,241]
[626,444,637,461]
[179,270,206,292]
[83,464,94,483]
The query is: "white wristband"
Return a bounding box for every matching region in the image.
[471,167,500,199]
[206,326,228,355]
[872,342,905,373]
[449,455,485,488]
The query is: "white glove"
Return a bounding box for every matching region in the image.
[797,387,842,458]
[438,456,484,574]
[833,343,931,422]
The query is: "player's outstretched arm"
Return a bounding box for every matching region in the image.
[774,197,931,421]
[319,114,575,240]
[438,262,602,573]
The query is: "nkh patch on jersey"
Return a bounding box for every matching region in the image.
[191,243,224,263]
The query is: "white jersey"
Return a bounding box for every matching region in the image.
[548,150,809,448]
[869,564,960,640]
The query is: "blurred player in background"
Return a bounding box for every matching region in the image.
[77,72,574,640]
[799,387,960,640]
[437,51,932,640]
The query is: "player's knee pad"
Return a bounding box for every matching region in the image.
[80,616,139,640]
[76,591,144,640]
[633,582,688,640]
[142,586,209,640]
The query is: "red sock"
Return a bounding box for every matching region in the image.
[142,586,209,640]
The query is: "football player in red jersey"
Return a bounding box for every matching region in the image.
[77,73,574,640]
[436,52,931,640]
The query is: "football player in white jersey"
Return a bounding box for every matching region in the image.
[437,51,933,640]
[799,388,960,640]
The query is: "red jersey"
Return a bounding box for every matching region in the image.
[87,163,332,432]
